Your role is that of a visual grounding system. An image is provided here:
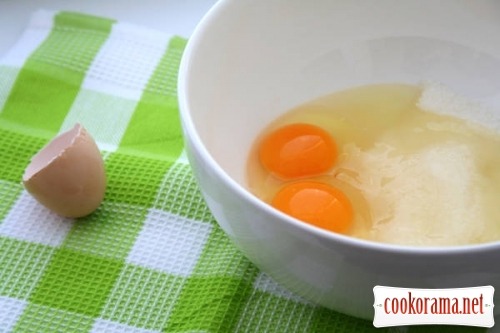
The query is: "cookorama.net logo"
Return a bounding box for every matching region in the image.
[373,286,495,327]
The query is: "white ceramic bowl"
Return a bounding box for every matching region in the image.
[178,0,500,319]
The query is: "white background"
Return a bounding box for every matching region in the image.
[0,0,218,57]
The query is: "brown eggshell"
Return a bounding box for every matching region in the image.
[23,123,106,218]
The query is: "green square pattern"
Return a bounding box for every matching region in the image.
[119,37,187,160]
[0,128,46,183]
[0,181,23,224]
[153,163,215,222]
[193,227,255,278]
[0,238,55,300]
[101,264,185,330]
[63,201,148,261]
[104,152,173,207]
[233,290,317,333]
[12,303,95,333]
[0,65,20,108]
[0,12,113,134]
[144,36,186,98]
[164,274,259,333]
[30,248,124,317]
[308,306,383,333]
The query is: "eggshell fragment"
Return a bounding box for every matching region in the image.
[23,124,106,218]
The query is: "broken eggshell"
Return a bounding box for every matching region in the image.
[23,123,106,218]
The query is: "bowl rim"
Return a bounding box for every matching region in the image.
[177,0,500,257]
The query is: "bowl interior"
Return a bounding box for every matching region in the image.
[185,0,500,192]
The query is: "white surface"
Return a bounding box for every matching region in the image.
[0,191,73,247]
[126,209,212,277]
[0,0,218,57]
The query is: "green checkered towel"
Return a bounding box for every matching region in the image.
[0,10,487,333]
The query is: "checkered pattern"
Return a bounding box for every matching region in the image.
[0,10,485,333]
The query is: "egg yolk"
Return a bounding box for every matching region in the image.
[258,123,337,179]
[271,181,353,234]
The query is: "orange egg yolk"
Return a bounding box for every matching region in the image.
[258,123,337,179]
[271,181,353,234]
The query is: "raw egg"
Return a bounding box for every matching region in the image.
[249,83,500,245]
[23,123,106,218]
[258,123,337,179]
[271,181,353,234]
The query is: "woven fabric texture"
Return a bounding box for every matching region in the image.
[0,10,486,333]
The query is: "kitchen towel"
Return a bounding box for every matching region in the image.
[0,10,485,333]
